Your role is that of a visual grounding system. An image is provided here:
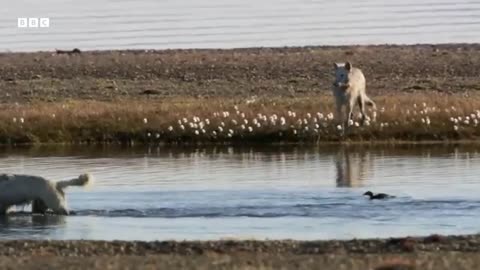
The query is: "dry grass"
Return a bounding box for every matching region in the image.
[2,94,480,145]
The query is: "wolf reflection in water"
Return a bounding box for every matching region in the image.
[335,147,373,187]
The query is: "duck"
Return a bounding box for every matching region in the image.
[363,191,395,200]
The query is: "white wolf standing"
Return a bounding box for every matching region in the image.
[332,62,376,125]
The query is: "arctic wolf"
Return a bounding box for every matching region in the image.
[0,173,93,215]
[332,62,376,125]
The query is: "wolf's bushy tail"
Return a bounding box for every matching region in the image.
[56,173,93,190]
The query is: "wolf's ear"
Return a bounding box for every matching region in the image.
[345,62,352,71]
[333,63,339,69]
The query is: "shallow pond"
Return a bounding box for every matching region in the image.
[1,144,480,240]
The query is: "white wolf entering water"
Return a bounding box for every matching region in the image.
[0,173,93,215]
[332,62,376,126]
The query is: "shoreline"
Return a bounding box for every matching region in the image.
[0,44,480,144]
[0,233,479,269]
[2,233,479,255]
[0,96,479,144]
[1,43,479,102]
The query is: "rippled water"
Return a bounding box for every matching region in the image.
[1,0,480,51]
[1,145,480,240]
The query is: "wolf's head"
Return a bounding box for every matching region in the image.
[37,184,69,215]
[333,62,352,88]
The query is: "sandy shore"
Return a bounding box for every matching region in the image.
[1,234,480,269]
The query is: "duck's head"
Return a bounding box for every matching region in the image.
[363,191,373,197]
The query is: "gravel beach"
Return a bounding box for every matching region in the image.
[0,44,479,103]
[1,234,480,269]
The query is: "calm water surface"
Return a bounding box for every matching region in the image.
[1,145,480,241]
[1,0,480,51]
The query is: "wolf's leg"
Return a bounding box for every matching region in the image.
[363,95,377,122]
[32,199,48,214]
[335,97,344,125]
[347,98,356,126]
[0,205,7,215]
[357,96,366,124]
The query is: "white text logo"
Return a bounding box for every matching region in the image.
[18,18,50,28]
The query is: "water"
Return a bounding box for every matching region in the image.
[1,0,480,52]
[1,144,480,241]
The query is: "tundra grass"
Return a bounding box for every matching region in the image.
[1,94,480,145]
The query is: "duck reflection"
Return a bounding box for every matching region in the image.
[335,146,372,187]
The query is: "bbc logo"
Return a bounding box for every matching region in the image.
[18,18,50,28]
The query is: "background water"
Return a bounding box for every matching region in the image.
[1,0,479,52]
[1,145,480,241]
